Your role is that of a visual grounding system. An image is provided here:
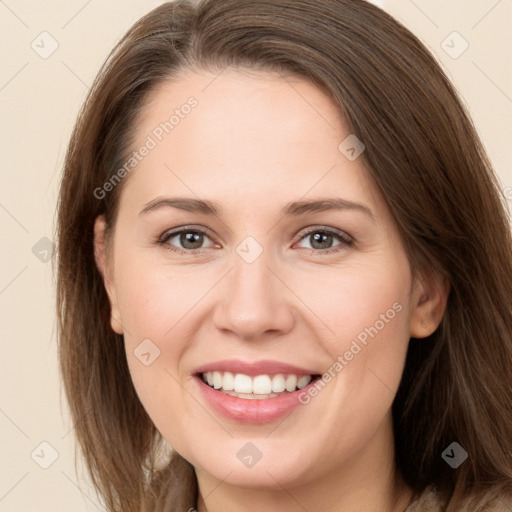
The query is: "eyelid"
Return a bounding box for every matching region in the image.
[294,225,353,243]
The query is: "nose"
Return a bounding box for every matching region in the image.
[212,249,296,341]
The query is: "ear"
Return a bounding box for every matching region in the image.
[409,269,450,338]
[93,215,124,335]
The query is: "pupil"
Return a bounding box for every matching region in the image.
[181,232,203,249]
[312,232,332,249]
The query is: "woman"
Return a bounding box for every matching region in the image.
[54,0,512,510]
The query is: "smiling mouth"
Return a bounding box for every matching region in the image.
[198,371,322,399]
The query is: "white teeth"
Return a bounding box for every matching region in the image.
[201,371,314,396]
[285,374,298,392]
[271,374,286,393]
[253,375,272,394]
[212,371,222,390]
[297,376,312,389]
[222,371,234,391]
[233,373,253,393]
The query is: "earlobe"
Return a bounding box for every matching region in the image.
[93,215,124,335]
[409,272,451,338]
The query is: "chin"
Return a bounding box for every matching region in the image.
[192,446,315,490]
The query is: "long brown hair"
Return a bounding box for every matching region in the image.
[54,1,512,510]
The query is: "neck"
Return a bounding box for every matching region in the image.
[195,413,414,512]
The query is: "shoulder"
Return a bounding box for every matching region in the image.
[404,485,445,511]
[404,484,512,511]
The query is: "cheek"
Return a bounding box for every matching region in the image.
[291,264,411,465]
[113,256,215,425]
[299,254,412,403]
[115,253,208,343]
[290,258,410,348]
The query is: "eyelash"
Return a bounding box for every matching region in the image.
[156,225,355,256]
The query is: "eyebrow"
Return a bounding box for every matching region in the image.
[139,196,376,221]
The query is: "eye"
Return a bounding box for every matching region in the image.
[294,227,354,255]
[158,227,217,254]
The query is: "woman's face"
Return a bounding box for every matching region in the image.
[94,68,443,494]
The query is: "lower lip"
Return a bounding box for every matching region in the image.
[194,375,319,424]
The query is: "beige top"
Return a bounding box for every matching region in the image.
[189,486,512,512]
[161,457,512,511]
[188,487,512,511]
[403,486,447,511]
[403,484,512,511]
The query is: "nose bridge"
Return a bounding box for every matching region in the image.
[212,239,295,338]
[232,245,272,304]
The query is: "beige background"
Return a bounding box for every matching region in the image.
[1,0,511,510]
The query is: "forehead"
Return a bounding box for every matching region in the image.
[137,67,347,147]
[117,68,386,222]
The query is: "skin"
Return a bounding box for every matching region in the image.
[94,68,450,512]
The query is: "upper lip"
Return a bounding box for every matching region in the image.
[193,359,320,377]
